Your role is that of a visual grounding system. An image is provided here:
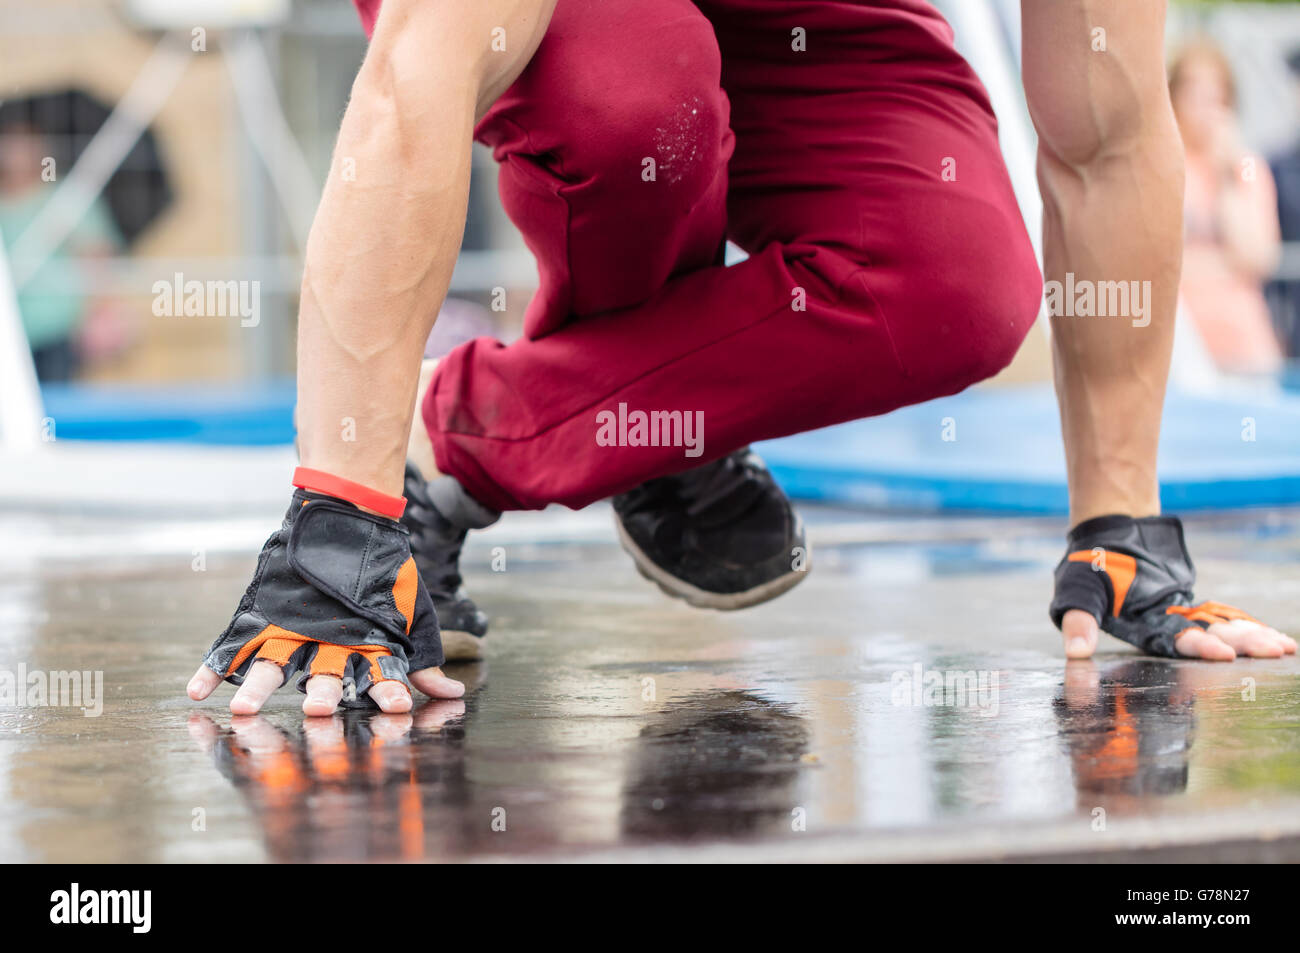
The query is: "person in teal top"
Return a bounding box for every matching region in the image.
[0,122,121,381]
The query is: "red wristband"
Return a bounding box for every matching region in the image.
[292,467,407,520]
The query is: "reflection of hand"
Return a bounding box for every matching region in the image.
[187,699,466,862]
[183,696,467,769]
[187,699,468,776]
[1056,659,1198,799]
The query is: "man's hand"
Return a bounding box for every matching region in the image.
[1061,609,1295,661]
[187,490,464,715]
[1051,515,1296,660]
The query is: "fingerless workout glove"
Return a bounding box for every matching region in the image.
[203,490,444,708]
[1049,514,1259,658]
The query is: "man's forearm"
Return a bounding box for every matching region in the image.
[294,0,555,499]
[295,51,476,498]
[1024,0,1184,525]
[1042,129,1184,524]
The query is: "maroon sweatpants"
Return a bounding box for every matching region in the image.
[353,0,1042,512]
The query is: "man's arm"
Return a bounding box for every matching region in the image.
[1022,0,1181,531]
[297,0,555,500]
[188,0,556,716]
[1023,0,1294,660]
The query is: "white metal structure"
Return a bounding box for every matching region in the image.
[121,0,291,30]
[0,222,43,452]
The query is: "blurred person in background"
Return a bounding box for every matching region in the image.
[1170,39,1283,375]
[0,119,123,382]
[1267,47,1300,358]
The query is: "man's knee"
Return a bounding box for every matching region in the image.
[882,213,1042,402]
[537,4,728,206]
[571,80,731,210]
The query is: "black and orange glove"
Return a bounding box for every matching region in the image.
[1049,514,1261,658]
[202,489,443,708]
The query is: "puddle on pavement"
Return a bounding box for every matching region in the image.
[1,507,1297,861]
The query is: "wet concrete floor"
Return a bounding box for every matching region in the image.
[2,504,1299,862]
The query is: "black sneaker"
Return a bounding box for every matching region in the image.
[401,463,499,660]
[612,448,809,610]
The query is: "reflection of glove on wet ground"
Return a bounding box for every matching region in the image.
[1050,514,1260,658]
[191,705,471,863]
[203,490,444,708]
[210,713,389,793]
[1053,660,1196,797]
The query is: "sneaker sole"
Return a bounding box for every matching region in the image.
[440,629,486,661]
[614,514,810,611]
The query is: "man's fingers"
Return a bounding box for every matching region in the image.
[1061,610,1099,659]
[368,679,413,713]
[302,675,344,717]
[187,665,223,701]
[230,660,287,714]
[1266,627,1297,653]
[410,666,466,699]
[1205,619,1290,658]
[1174,627,1237,661]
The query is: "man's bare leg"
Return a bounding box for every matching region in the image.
[1023,0,1294,660]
